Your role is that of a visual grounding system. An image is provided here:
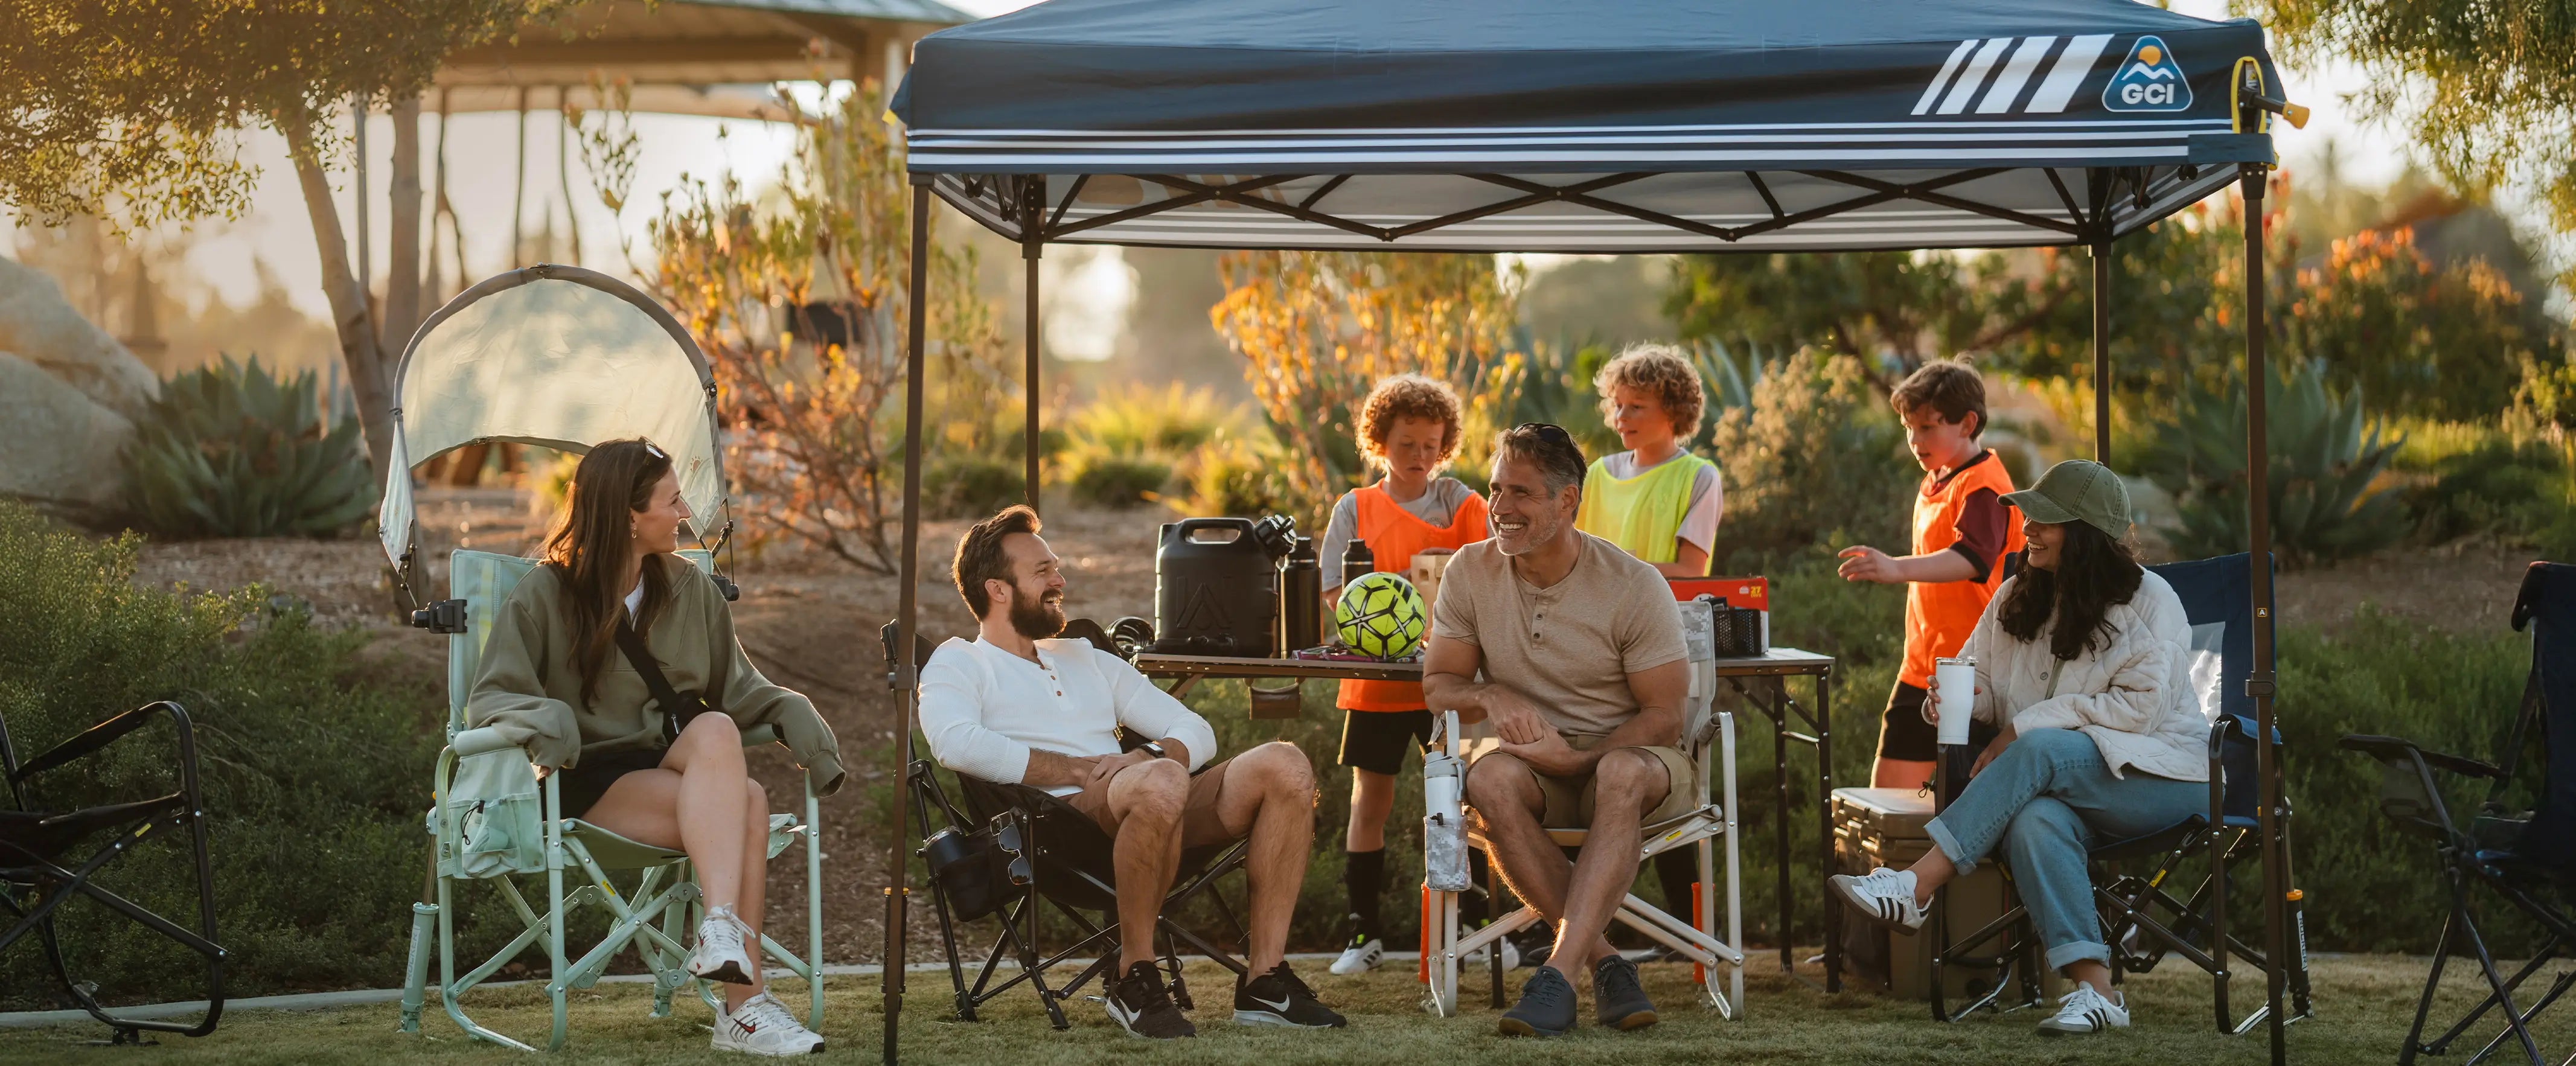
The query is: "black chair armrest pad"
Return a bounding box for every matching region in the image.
[2339,733,2504,778]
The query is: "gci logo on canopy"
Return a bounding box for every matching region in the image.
[2102,36,2191,112]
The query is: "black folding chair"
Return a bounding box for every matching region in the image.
[1932,554,2313,1032]
[2342,561,2576,1065]
[0,700,225,1044]
[883,622,1251,1029]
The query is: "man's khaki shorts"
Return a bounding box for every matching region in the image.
[1059,756,1238,849]
[1468,738,1698,828]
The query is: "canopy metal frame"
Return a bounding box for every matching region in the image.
[878,57,2301,1066]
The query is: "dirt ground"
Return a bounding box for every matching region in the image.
[127,490,1172,965]
[123,490,2543,964]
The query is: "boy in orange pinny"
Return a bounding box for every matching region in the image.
[1319,375,1491,975]
[1838,361,2025,790]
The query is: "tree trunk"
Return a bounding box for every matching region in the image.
[288,120,397,481]
[386,94,424,360]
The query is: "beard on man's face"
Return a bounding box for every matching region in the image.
[1007,581,1066,639]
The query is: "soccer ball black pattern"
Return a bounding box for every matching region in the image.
[1335,572,1427,660]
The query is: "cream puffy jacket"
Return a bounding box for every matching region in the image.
[1960,568,2208,782]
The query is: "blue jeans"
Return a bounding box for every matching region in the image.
[1923,728,2205,971]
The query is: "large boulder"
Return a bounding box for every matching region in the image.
[0,351,133,509]
[0,255,159,420]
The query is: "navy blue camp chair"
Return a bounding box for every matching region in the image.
[1932,553,2312,1033]
[2342,561,2576,1065]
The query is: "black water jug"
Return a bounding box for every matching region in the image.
[1278,534,1321,655]
[1153,518,1282,657]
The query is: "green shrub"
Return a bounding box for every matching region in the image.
[1702,349,1914,570]
[1070,456,1174,509]
[0,501,446,1007]
[120,356,373,539]
[1066,382,1228,456]
[2138,359,2409,566]
[2405,437,2576,556]
[1171,431,1300,522]
[922,454,1025,519]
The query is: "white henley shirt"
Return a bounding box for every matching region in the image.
[916,636,1217,796]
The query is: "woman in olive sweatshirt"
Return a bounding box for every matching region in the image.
[468,439,842,1057]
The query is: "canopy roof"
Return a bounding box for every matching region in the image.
[379,266,726,570]
[893,0,2282,253]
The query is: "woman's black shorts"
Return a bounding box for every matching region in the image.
[555,748,668,819]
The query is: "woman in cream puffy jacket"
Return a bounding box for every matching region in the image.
[1829,461,2208,1039]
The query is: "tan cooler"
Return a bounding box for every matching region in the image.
[1830,787,2058,1003]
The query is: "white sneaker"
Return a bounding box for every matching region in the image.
[1329,934,1384,975]
[1829,867,1927,934]
[1462,934,1521,971]
[2036,984,2130,1035]
[712,992,825,1055]
[688,904,759,985]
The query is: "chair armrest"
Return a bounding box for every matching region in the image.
[14,700,193,781]
[740,723,781,748]
[2338,733,2504,779]
[450,726,522,758]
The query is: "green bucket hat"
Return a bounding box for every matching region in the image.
[2002,459,2132,538]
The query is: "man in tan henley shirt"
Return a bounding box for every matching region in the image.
[1423,423,1690,1038]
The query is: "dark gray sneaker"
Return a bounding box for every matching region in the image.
[1233,962,1346,1028]
[1105,961,1195,1039]
[1594,954,1658,1030]
[1498,965,1577,1038]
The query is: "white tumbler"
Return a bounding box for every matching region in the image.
[1421,751,1470,892]
[1934,656,1977,747]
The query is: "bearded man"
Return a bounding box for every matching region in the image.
[917,505,1341,1039]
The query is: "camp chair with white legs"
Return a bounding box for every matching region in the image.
[377,266,824,1052]
[1424,594,1745,1018]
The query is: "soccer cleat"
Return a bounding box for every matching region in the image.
[2036,984,2130,1035]
[1105,960,1196,1039]
[1829,867,1928,934]
[688,904,759,985]
[712,992,825,1056]
[1233,963,1346,1028]
[1593,954,1658,1030]
[1328,928,1385,976]
[1497,965,1577,1038]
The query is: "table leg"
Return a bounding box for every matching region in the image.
[1815,672,1838,992]
[1771,680,1792,974]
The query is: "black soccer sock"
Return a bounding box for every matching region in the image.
[1654,849,1699,918]
[1344,848,1387,940]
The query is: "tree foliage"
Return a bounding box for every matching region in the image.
[1210,252,1524,520]
[1699,350,1914,569]
[583,82,1009,572]
[2257,0,2576,284]
[0,0,567,231]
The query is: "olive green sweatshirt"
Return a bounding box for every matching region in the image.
[466,555,845,796]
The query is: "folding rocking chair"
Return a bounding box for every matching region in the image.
[0,700,224,1044]
[887,623,1253,1030]
[2342,560,2576,1066]
[1424,593,1745,1018]
[1929,553,2314,1032]
[394,549,825,1052]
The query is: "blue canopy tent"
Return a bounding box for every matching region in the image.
[883,1,2307,1059]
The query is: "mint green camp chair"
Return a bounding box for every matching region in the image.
[376,265,824,1052]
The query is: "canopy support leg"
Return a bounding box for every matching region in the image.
[2239,164,2287,1066]
[1023,180,1044,511]
[2091,240,2111,463]
[886,182,933,1066]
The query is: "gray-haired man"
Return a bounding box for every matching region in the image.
[1421,424,1693,1038]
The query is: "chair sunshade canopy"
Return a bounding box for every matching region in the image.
[892,0,2280,253]
[379,265,725,570]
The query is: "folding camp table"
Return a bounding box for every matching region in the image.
[880,3,2309,1061]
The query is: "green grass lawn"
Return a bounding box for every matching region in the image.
[4,953,2569,1064]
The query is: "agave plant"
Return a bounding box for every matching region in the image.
[2137,359,2408,567]
[120,356,374,538]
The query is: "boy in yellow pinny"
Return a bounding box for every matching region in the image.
[1320,375,1491,975]
[1574,343,1724,940]
[1837,360,2025,790]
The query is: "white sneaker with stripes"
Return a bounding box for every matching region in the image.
[1827,867,1926,933]
[2036,984,2130,1035]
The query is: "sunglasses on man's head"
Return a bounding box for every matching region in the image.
[1513,423,1575,447]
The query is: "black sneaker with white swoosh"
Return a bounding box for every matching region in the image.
[1233,962,1346,1028]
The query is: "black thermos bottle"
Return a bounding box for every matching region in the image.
[1279,535,1320,654]
[1341,538,1375,595]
